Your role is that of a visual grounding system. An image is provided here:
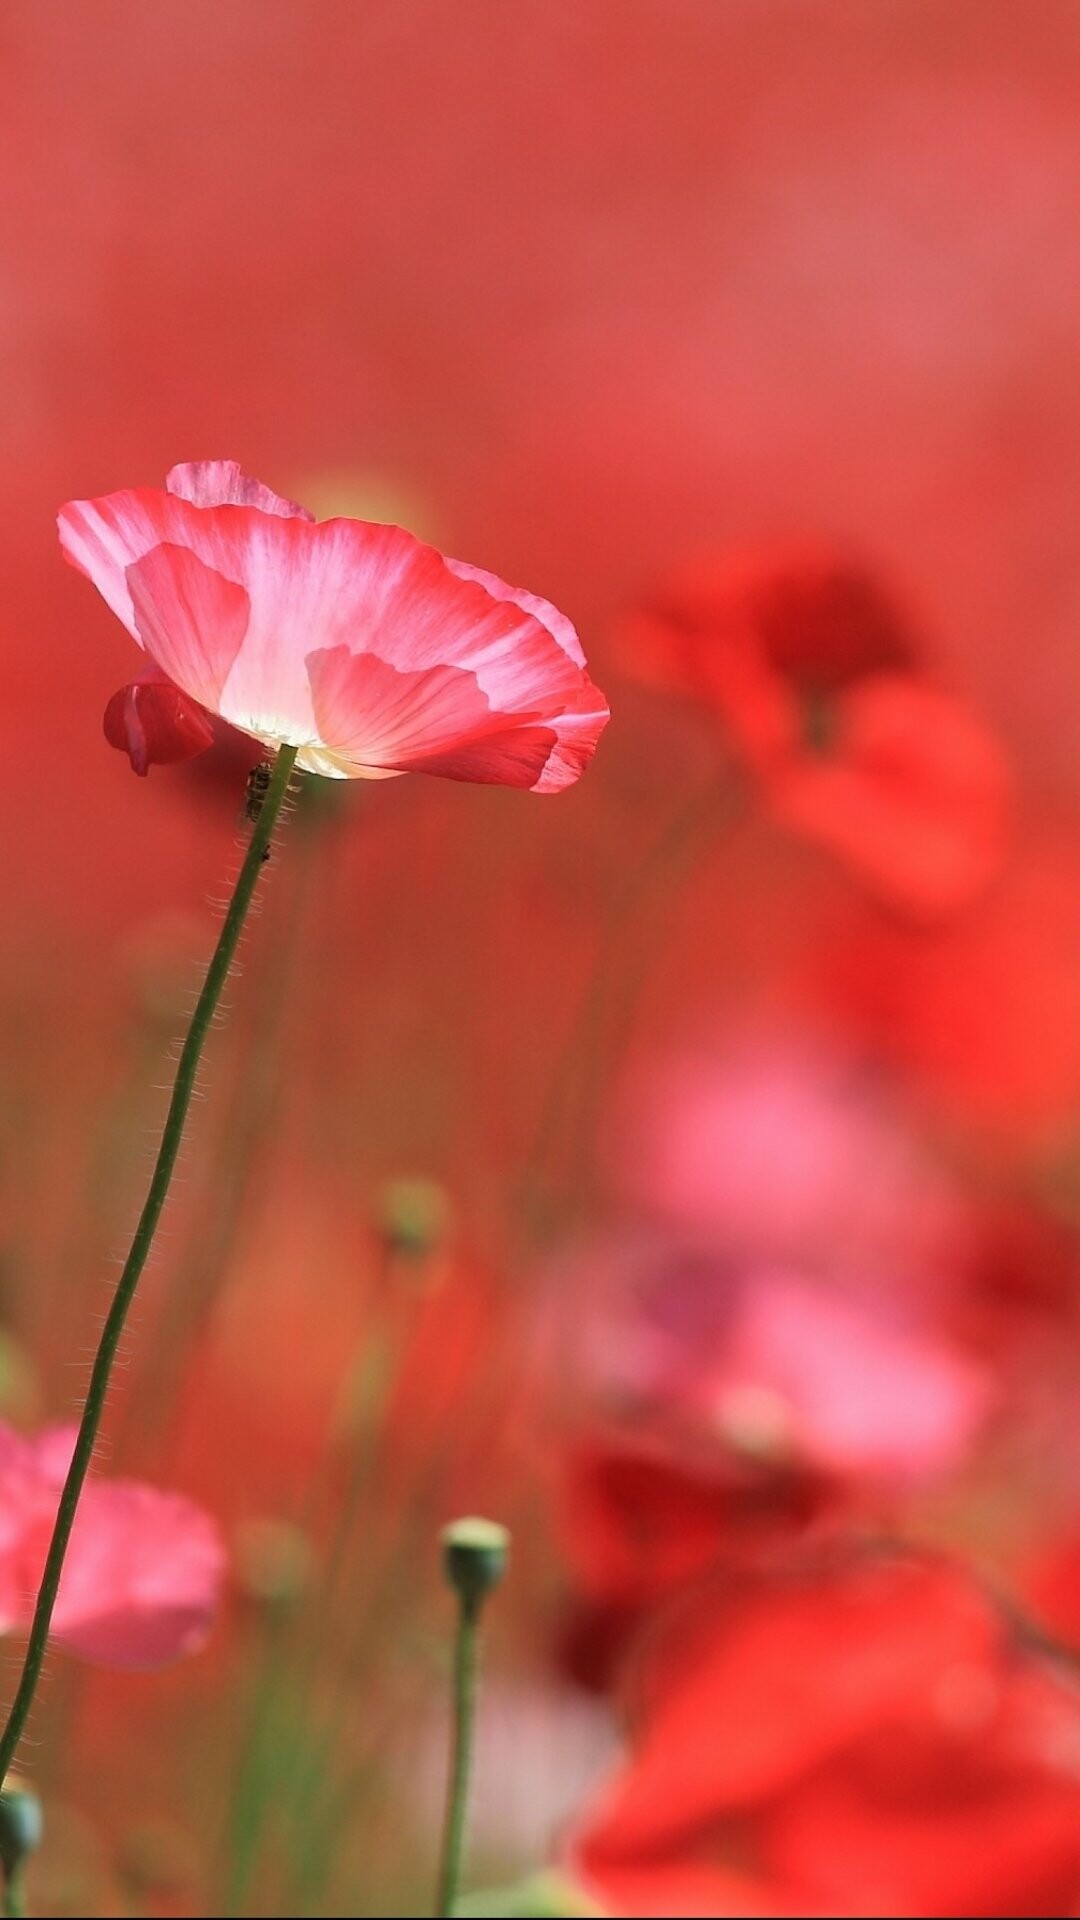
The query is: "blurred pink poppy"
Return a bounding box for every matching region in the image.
[60,459,609,787]
[701,1271,990,1486]
[607,1035,972,1285]
[0,1422,225,1669]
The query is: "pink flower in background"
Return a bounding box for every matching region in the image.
[702,1272,990,1485]
[60,460,609,787]
[608,1036,972,1286]
[0,1422,225,1668]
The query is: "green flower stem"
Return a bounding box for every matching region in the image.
[0,743,300,1809]
[0,1869,25,1919]
[435,1592,482,1919]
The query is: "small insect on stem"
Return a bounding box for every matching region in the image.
[243,760,274,823]
[242,761,275,858]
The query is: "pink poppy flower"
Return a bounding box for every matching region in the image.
[0,1422,225,1669]
[60,459,609,785]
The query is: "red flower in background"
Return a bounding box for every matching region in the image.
[552,1265,989,1689]
[60,460,609,789]
[554,1432,825,1692]
[806,833,1080,1145]
[618,545,1011,915]
[551,1032,992,1691]
[568,1553,1080,1918]
[0,1422,225,1669]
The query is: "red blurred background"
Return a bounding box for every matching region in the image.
[6,3,1080,1915]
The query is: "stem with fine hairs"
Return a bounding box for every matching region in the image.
[0,743,299,1821]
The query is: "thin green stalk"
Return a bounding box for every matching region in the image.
[0,1869,24,1919]
[433,1520,507,1918]
[116,791,328,1468]
[435,1594,480,1919]
[0,743,299,1805]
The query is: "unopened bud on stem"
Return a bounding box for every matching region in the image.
[0,1776,42,1914]
[441,1516,510,1616]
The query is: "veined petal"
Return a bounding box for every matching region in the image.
[314,527,595,719]
[443,556,587,668]
[528,680,612,793]
[295,532,607,785]
[126,545,251,713]
[305,647,602,790]
[59,469,608,790]
[60,487,201,639]
[166,460,314,519]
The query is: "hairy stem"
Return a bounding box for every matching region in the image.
[0,743,299,1804]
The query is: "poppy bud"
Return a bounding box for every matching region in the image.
[0,1778,42,1882]
[441,1517,510,1615]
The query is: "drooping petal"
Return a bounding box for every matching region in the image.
[103,667,217,775]
[166,459,314,519]
[571,1560,998,1870]
[568,1557,1080,1919]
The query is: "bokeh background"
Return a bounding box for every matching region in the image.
[6,2,1080,1915]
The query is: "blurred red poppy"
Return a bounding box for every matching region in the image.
[618,545,1011,915]
[554,1431,825,1691]
[568,1552,1080,1917]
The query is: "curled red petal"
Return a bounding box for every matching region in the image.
[103,674,216,775]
